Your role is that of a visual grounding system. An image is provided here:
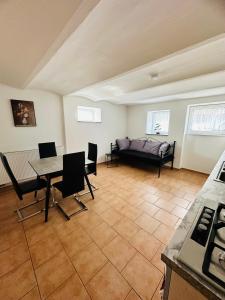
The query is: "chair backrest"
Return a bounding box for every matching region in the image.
[88,143,97,162]
[38,142,57,159]
[62,152,85,198]
[88,143,97,175]
[0,152,23,200]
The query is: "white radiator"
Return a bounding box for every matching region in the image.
[0,146,64,186]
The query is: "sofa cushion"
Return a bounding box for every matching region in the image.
[129,139,146,151]
[116,138,130,150]
[143,141,162,156]
[158,142,170,156]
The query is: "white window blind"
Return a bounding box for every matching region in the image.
[77,106,101,123]
[187,103,225,135]
[146,110,170,135]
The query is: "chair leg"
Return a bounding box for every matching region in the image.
[158,165,161,178]
[15,195,46,222]
[55,195,87,221]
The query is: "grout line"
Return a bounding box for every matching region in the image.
[52,220,94,299]
[21,220,42,300]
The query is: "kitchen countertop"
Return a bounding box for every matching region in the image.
[162,151,225,300]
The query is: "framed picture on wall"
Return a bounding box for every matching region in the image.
[10,99,36,127]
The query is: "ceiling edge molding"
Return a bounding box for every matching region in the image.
[24,0,101,89]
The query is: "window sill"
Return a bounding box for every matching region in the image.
[186,133,225,137]
[146,133,169,136]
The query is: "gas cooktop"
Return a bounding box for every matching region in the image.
[177,200,225,294]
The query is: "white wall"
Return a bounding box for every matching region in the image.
[127,95,225,173]
[0,83,65,152]
[63,96,127,162]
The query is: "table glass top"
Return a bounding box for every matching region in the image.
[29,156,93,176]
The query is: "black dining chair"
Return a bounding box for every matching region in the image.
[38,142,62,206]
[53,152,88,220]
[38,142,57,159]
[86,142,98,190]
[0,152,47,222]
[38,142,62,178]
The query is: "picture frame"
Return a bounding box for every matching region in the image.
[10,99,36,127]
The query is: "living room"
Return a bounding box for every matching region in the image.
[0,1,225,300]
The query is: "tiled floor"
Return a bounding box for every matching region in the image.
[0,164,207,300]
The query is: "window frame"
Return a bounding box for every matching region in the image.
[77,105,102,123]
[146,109,170,136]
[186,102,225,136]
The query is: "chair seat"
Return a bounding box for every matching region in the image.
[20,178,47,195]
[48,170,63,179]
[85,163,96,175]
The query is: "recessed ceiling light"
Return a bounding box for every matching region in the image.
[149,73,159,80]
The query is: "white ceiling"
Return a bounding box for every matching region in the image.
[28,0,225,97]
[0,0,100,87]
[72,36,225,104]
[1,0,225,105]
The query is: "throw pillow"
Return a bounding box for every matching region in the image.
[143,141,162,155]
[158,142,170,156]
[116,138,130,150]
[129,139,146,151]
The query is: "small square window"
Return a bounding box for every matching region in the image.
[146,110,170,135]
[77,106,101,123]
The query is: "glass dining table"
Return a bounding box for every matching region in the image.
[29,156,94,222]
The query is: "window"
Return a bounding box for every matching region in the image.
[77,106,101,123]
[187,103,225,135]
[146,110,170,135]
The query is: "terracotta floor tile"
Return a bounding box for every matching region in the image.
[154,209,178,227]
[47,273,90,300]
[72,242,107,284]
[86,262,131,300]
[109,197,128,211]
[90,222,117,248]
[142,194,159,204]
[152,277,164,300]
[0,164,208,300]
[125,289,141,300]
[0,260,36,300]
[130,230,161,261]
[120,205,142,221]
[154,191,173,200]
[30,233,63,268]
[60,227,92,257]
[25,223,54,246]
[103,236,136,271]
[154,199,176,212]
[91,201,110,214]
[0,242,29,277]
[113,218,140,240]
[124,196,145,207]
[170,196,189,209]
[35,251,74,299]
[77,211,103,232]
[153,224,175,245]
[135,213,160,234]
[138,202,159,217]
[21,286,41,300]
[53,218,82,238]
[0,225,26,253]
[100,208,123,226]
[151,244,166,273]
[172,206,188,219]
[122,253,162,300]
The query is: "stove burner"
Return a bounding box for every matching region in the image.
[219,252,225,270]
